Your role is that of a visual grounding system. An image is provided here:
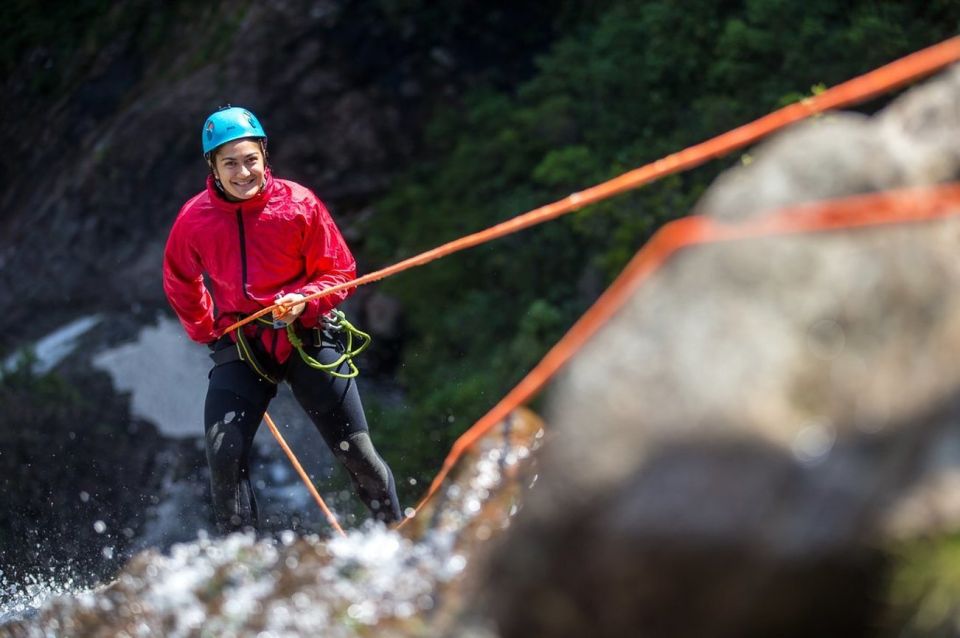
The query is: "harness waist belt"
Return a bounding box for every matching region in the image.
[210,344,243,366]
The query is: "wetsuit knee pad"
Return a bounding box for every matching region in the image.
[336,432,388,483]
[203,390,266,479]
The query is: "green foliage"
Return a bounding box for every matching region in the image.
[886,533,960,636]
[2,1,250,100]
[362,0,960,489]
[2,0,111,94]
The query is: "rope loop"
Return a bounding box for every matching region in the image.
[286,309,371,379]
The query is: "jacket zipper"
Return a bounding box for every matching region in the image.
[236,208,252,300]
[238,206,279,361]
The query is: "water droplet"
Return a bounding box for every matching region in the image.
[446,554,467,573]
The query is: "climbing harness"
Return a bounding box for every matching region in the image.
[287,309,371,379]
[215,309,371,383]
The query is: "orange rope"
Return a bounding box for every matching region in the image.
[224,35,960,336]
[397,182,960,525]
[263,411,346,537]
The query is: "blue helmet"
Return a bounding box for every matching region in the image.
[202,106,267,156]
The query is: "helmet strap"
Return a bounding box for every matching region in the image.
[208,164,226,196]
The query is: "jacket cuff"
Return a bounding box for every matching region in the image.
[301,296,334,325]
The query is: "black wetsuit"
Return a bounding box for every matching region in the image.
[204,330,401,533]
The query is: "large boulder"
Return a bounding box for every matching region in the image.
[480,66,960,638]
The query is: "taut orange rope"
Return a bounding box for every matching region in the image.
[224,36,960,337]
[263,412,346,537]
[398,183,960,525]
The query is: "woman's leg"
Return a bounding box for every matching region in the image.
[286,332,402,524]
[204,353,276,534]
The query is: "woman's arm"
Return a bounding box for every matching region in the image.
[162,214,218,344]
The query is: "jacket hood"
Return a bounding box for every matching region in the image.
[205,169,277,214]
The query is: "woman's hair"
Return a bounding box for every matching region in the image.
[207,138,269,166]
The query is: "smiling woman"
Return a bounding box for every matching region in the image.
[162,106,401,534]
[211,139,267,201]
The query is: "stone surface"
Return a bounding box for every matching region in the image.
[480,65,960,638]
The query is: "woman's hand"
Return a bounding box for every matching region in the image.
[273,293,307,326]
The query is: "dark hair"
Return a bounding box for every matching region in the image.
[207,138,269,165]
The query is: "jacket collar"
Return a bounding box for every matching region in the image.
[205,169,276,214]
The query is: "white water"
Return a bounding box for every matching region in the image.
[0,406,541,635]
[92,315,211,438]
[1,314,210,439]
[0,314,342,625]
[0,568,89,626]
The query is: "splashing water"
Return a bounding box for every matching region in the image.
[0,408,544,637]
[0,567,90,626]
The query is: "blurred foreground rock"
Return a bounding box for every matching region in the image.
[480,66,960,638]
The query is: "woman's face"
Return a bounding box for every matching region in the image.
[212,139,265,200]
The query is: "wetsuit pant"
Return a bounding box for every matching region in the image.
[203,333,401,534]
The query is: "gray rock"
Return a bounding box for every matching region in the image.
[481,65,960,638]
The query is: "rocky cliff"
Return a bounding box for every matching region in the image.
[0,0,568,351]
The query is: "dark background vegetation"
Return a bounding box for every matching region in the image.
[360,0,960,489]
[1,0,959,625]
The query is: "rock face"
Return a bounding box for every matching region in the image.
[480,66,960,638]
[0,1,563,354]
[0,360,211,596]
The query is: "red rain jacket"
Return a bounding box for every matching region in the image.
[162,171,356,363]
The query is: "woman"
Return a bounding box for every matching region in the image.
[163,106,401,533]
